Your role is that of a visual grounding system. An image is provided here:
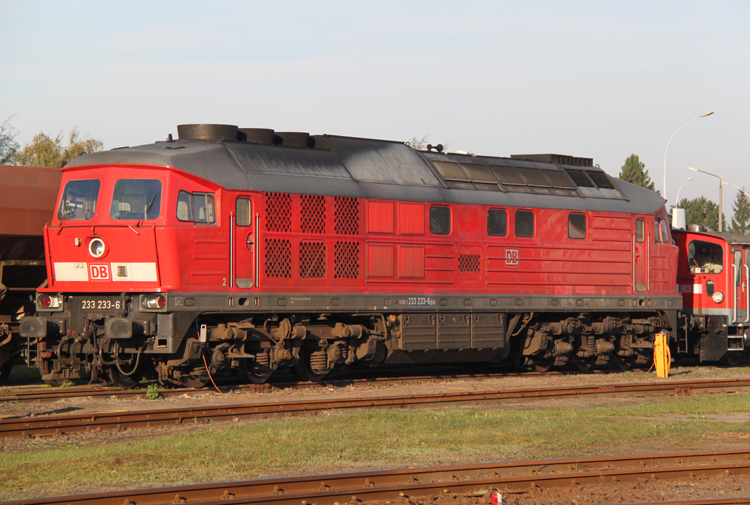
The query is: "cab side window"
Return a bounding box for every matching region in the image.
[660,218,670,244]
[176,191,216,224]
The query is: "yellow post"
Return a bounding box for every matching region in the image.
[654,332,671,378]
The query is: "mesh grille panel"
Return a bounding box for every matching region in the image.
[334,241,360,279]
[301,195,326,234]
[264,193,292,232]
[458,254,481,272]
[300,241,327,278]
[264,238,291,278]
[334,196,359,235]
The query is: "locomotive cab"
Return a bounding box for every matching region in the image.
[673,227,750,364]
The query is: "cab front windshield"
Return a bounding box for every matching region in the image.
[110,179,162,220]
[688,240,723,274]
[58,180,100,220]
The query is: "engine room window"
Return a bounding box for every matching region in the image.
[176,191,216,224]
[236,197,252,227]
[487,208,507,236]
[654,219,662,243]
[430,206,451,235]
[688,240,723,274]
[515,210,534,237]
[57,179,100,220]
[568,213,587,239]
[110,179,162,220]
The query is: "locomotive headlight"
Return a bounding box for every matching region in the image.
[88,238,106,258]
[712,291,725,304]
[38,294,63,310]
[141,294,167,310]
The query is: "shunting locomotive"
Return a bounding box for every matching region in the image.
[21,124,689,387]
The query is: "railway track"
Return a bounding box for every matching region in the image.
[0,367,608,404]
[7,449,750,505]
[2,378,750,439]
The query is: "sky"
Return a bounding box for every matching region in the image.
[1,0,748,215]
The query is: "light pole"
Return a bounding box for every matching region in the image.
[674,177,694,206]
[663,111,714,205]
[689,166,723,232]
[722,180,750,199]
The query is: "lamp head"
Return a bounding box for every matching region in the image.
[689,167,698,172]
[700,111,714,117]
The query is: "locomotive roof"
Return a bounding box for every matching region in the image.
[673,228,750,245]
[66,132,666,215]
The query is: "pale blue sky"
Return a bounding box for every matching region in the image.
[2,1,748,212]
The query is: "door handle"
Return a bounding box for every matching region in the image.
[246,237,254,246]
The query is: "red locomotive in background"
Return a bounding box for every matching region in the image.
[13,124,740,387]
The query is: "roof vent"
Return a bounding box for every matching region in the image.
[238,128,281,145]
[276,132,313,148]
[511,154,593,167]
[177,124,238,141]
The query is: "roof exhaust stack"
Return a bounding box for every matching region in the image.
[177,124,238,141]
[672,208,686,230]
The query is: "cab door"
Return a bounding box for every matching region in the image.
[733,248,748,323]
[234,196,256,289]
[633,217,648,292]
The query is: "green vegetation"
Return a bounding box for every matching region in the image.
[145,383,162,400]
[6,365,41,384]
[2,394,750,499]
[618,154,656,192]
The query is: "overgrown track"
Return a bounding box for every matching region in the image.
[0,368,607,404]
[7,450,750,505]
[3,378,750,439]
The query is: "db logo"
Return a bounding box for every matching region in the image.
[89,264,110,281]
[505,249,519,266]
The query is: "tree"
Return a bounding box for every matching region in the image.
[677,196,726,231]
[407,134,430,150]
[0,115,19,165]
[618,154,656,192]
[13,127,103,168]
[730,187,750,235]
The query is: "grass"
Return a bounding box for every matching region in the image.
[5,365,41,384]
[2,393,750,499]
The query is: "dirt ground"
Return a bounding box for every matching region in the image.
[3,364,750,503]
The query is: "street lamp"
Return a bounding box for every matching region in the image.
[674,177,694,206]
[663,111,714,205]
[722,180,750,199]
[689,166,723,232]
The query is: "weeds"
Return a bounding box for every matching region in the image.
[145,383,162,400]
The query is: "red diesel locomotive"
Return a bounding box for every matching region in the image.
[21,124,686,387]
[673,227,750,364]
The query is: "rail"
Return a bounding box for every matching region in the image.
[3,378,750,439]
[7,449,750,505]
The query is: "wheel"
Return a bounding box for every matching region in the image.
[723,353,745,367]
[238,354,273,384]
[295,347,330,382]
[0,361,12,386]
[572,359,593,372]
[107,366,141,388]
[39,358,66,387]
[613,355,635,371]
[528,358,554,373]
